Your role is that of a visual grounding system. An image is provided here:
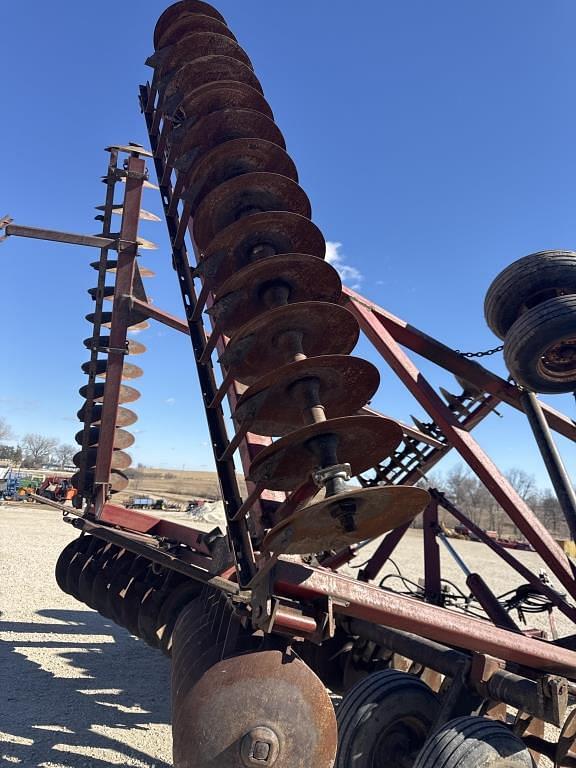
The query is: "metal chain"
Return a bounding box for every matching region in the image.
[455,344,504,359]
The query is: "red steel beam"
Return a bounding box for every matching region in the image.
[274,559,576,676]
[342,287,576,444]
[346,298,576,600]
[129,296,190,335]
[100,503,213,555]
[94,155,145,513]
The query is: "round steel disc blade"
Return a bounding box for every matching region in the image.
[160,57,263,115]
[211,254,341,336]
[235,355,380,436]
[200,211,326,287]
[180,136,295,214]
[221,302,359,385]
[264,485,430,555]
[153,32,252,82]
[88,286,114,300]
[138,588,168,649]
[154,2,227,49]
[119,580,149,636]
[73,448,132,471]
[71,469,129,493]
[169,107,284,170]
[79,383,141,404]
[85,312,150,331]
[82,361,143,380]
[74,427,135,450]
[173,650,337,768]
[77,404,138,428]
[156,13,236,51]
[55,539,82,594]
[166,79,271,128]
[155,581,203,653]
[83,337,147,356]
[92,261,156,278]
[248,415,403,491]
[193,172,311,250]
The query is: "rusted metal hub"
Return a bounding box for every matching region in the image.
[240,727,280,766]
[172,650,337,768]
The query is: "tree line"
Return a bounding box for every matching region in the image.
[0,417,75,469]
[421,464,569,540]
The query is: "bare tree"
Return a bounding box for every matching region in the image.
[21,433,58,468]
[0,417,14,443]
[54,443,76,468]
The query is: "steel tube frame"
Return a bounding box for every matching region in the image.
[346,296,576,599]
[94,154,146,514]
[342,287,576,443]
[521,389,576,542]
[273,559,576,675]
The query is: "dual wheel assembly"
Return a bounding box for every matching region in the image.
[485,250,576,393]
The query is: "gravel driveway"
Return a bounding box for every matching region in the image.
[1,503,572,766]
[0,505,172,767]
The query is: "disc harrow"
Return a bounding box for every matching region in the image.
[3,2,576,766]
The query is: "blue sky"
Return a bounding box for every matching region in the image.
[2,1,576,487]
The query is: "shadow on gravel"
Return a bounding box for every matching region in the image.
[0,608,172,767]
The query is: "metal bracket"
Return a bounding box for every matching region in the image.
[312,463,351,487]
[0,214,13,242]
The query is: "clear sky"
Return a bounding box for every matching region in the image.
[1,1,576,488]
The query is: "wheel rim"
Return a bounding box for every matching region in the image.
[538,336,576,383]
[371,715,430,768]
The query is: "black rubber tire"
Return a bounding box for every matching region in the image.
[413,716,535,768]
[484,250,576,339]
[336,669,440,768]
[503,294,576,393]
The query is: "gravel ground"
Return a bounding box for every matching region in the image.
[0,504,172,768]
[1,504,573,766]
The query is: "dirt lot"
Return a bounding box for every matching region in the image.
[116,468,247,508]
[1,502,572,766]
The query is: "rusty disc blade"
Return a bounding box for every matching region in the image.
[170,108,285,170]
[264,486,430,555]
[160,56,263,115]
[79,382,141,404]
[154,2,227,49]
[81,360,144,380]
[166,80,272,131]
[179,137,295,213]
[235,355,380,436]
[77,404,138,428]
[248,415,403,491]
[85,312,150,331]
[90,261,156,278]
[200,211,326,287]
[83,337,147,355]
[192,172,311,250]
[211,254,341,336]
[151,32,252,81]
[155,13,236,51]
[73,448,132,471]
[75,426,135,450]
[88,286,114,300]
[71,469,129,493]
[220,302,359,385]
[173,650,337,768]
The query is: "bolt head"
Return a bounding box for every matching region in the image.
[240,726,280,766]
